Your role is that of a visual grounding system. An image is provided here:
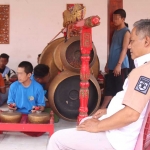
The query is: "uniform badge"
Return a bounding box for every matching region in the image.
[134,76,150,95]
[29,96,34,101]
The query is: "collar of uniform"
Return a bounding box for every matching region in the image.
[134,53,150,68]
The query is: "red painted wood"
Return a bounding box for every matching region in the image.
[78,27,92,123]
[108,0,123,47]
[66,15,100,123]
[67,16,100,123]
[0,111,54,136]
[0,123,54,132]
[0,5,9,44]
[70,16,100,123]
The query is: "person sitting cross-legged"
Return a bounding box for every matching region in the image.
[47,19,150,150]
[7,61,45,114]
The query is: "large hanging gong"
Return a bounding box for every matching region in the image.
[60,36,97,73]
[54,39,100,78]
[90,56,100,78]
[40,36,100,83]
[49,71,101,121]
[39,37,65,83]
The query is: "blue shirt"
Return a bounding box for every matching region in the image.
[7,80,45,114]
[30,74,47,95]
[108,27,129,70]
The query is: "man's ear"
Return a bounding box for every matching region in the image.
[35,77,41,82]
[28,73,32,78]
[145,36,150,47]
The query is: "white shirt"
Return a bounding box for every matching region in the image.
[103,53,150,150]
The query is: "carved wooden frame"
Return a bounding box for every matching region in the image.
[0,5,9,44]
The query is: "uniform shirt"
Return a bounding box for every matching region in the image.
[7,79,45,114]
[101,53,150,150]
[108,27,129,70]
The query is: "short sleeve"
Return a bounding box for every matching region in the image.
[123,68,150,113]
[7,83,16,104]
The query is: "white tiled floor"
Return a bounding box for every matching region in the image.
[0,104,77,150]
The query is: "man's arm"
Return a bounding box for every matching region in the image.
[97,106,139,131]
[77,106,140,132]
[113,31,130,76]
[36,86,45,111]
[7,84,15,104]
[92,108,107,119]
[0,75,6,94]
[0,86,6,94]
[117,31,130,65]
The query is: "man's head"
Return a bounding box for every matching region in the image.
[37,54,41,64]
[33,64,50,84]
[17,61,33,83]
[0,53,9,69]
[128,19,150,59]
[113,9,126,27]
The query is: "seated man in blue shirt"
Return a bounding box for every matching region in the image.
[7,61,45,114]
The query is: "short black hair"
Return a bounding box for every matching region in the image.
[38,54,41,57]
[34,64,49,78]
[113,9,126,18]
[18,61,33,74]
[0,53,9,60]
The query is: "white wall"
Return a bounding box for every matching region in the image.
[124,0,150,31]
[0,0,150,72]
[0,0,107,71]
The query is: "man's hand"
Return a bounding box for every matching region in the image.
[31,106,44,113]
[8,103,17,110]
[31,106,40,113]
[104,63,109,73]
[92,109,107,119]
[113,64,121,76]
[77,118,100,132]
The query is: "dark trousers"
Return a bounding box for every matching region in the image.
[104,69,128,97]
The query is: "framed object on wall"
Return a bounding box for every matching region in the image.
[0,5,9,44]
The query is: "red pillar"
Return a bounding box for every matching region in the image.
[108,0,123,47]
[77,28,92,123]
[76,16,100,123]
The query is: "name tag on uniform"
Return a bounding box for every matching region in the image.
[135,76,150,95]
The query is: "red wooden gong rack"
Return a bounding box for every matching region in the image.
[0,110,54,136]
